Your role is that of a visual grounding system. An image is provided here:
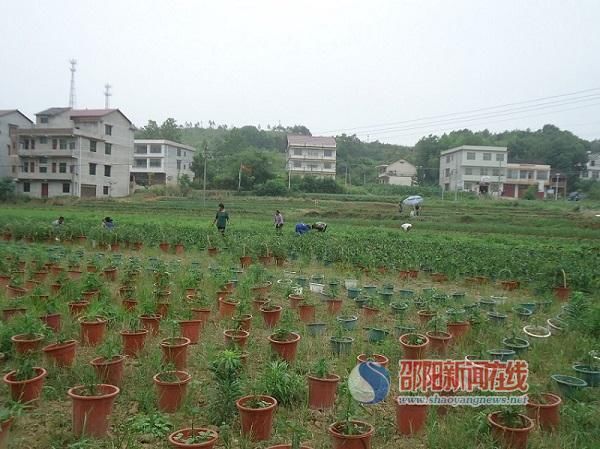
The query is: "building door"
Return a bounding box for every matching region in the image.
[81,184,97,198]
[41,183,49,198]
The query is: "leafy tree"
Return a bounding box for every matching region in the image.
[160,118,181,142]
[136,120,161,139]
[177,174,193,196]
[0,178,15,201]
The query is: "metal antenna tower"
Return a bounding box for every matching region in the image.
[104,83,112,108]
[68,59,77,108]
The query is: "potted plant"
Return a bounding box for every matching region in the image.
[425,317,452,356]
[10,316,46,354]
[399,333,429,360]
[168,426,218,448]
[328,384,374,449]
[42,333,78,367]
[3,357,47,404]
[572,352,600,387]
[330,326,354,356]
[335,315,358,331]
[446,308,470,340]
[178,310,203,345]
[90,337,126,387]
[260,304,283,328]
[297,296,316,323]
[153,368,192,413]
[0,402,23,449]
[487,408,534,449]
[553,269,571,301]
[140,300,163,336]
[268,327,301,363]
[307,358,340,410]
[79,313,108,347]
[239,244,253,268]
[218,296,239,319]
[498,268,520,291]
[417,302,437,325]
[526,387,562,431]
[120,317,149,357]
[81,273,102,300]
[161,324,191,370]
[235,394,278,441]
[395,393,428,435]
[67,374,120,437]
[357,352,389,368]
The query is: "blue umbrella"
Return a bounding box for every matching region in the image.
[402,195,423,206]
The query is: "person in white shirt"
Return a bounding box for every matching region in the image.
[52,216,64,226]
[401,223,412,232]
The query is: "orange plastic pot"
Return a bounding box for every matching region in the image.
[361,306,380,321]
[426,331,452,356]
[168,427,218,448]
[298,304,316,323]
[68,384,120,437]
[3,367,47,404]
[240,256,253,268]
[0,417,13,449]
[261,305,283,328]
[79,317,107,346]
[159,242,170,253]
[43,340,77,367]
[218,298,239,319]
[2,307,26,321]
[307,374,340,410]
[122,299,138,311]
[327,298,343,315]
[328,420,374,449]
[232,314,252,331]
[526,393,562,431]
[179,319,203,344]
[487,411,534,449]
[553,287,571,302]
[174,244,185,255]
[81,290,98,301]
[224,329,250,349]
[68,301,89,317]
[191,308,211,327]
[161,337,191,370]
[40,313,62,332]
[90,355,125,387]
[417,310,437,325]
[288,294,304,309]
[5,285,27,299]
[153,371,191,412]
[268,332,301,363]
[11,333,44,354]
[395,398,428,435]
[236,395,277,441]
[357,353,389,368]
[399,334,429,360]
[103,268,117,282]
[140,314,162,336]
[446,321,470,340]
[120,329,148,357]
[253,298,270,312]
[156,302,170,318]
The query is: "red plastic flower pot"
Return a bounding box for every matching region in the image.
[122,299,138,311]
[90,355,126,387]
[307,374,340,410]
[168,427,218,448]
[251,282,272,299]
[68,301,89,318]
[159,242,170,253]
[425,331,452,356]
[5,285,27,299]
[11,333,44,354]
[487,411,534,449]
[67,384,120,438]
[156,302,170,318]
[260,305,283,329]
[395,398,428,435]
[3,367,47,404]
[362,306,380,321]
[43,340,77,367]
[191,308,211,328]
[327,298,343,315]
[399,334,429,360]
[81,290,98,301]
[252,298,270,312]
[328,420,374,449]
[140,314,162,336]
[40,313,62,332]
[357,353,389,368]
[103,268,117,282]
[232,314,252,332]
[207,247,218,256]
[268,332,301,363]
[224,329,250,349]
[417,310,437,325]
[174,244,185,255]
[553,287,571,302]
[446,321,470,340]
[218,298,238,319]
[32,270,49,282]
[288,294,304,309]
[240,256,253,268]
[526,393,562,431]
[297,304,316,323]
[0,417,14,449]
[236,395,278,441]
[153,371,191,412]
[79,317,107,347]
[161,337,191,370]
[120,329,148,357]
[2,307,26,321]
[178,320,203,345]
[67,270,82,280]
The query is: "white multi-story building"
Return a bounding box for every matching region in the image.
[287,135,336,179]
[0,110,33,179]
[13,107,134,198]
[581,152,600,181]
[131,139,196,186]
[439,145,508,194]
[376,159,416,185]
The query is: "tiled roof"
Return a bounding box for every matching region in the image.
[287,135,336,148]
[36,107,71,116]
[0,109,33,123]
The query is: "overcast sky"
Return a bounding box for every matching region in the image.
[2,0,600,145]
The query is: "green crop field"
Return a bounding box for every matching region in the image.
[0,195,598,449]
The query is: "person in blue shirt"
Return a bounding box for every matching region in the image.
[102,217,115,230]
[295,223,311,235]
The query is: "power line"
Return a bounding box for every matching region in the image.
[316,87,600,135]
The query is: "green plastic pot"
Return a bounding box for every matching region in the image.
[513,307,533,320]
[362,285,377,295]
[382,284,394,294]
[378,291,394,303]
[394,324,416,339]
[296,276,308,287]
[366,328,389,343]
[487,348,516,362]
[479,298,497,311]
[487,311,508,325]
[451,292,466,300]
[519,302,537,313]
[502,337,530,354]
[551,374,587,398]
[354,298,368,309]
[572,364,600,387]
[306,322,327,337]
[347,287,362,299]
[336,315,358,331]
[398,289,415,299]
[390,302,409,315]
[330,336,354,356]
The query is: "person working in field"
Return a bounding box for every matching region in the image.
[102,217,115,230]
[274,210,284,233]
[312,222,328,232]
[52,216,65,226]
[295,223,311,235]
[213,203,230,235]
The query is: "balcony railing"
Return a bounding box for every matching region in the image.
[17,172,74,181]
[18,149,77,158]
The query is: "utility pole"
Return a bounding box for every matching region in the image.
[555,173,560,200]
[68,59,77,108]
[104,84,112,108]
[344,165,348,187]
[203,144,208,208]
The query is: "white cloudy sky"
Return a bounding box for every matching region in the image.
[2,0,600,145]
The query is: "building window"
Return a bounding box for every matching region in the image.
[62,183,70,193]
[184,151,187,157]
[149,159,161,168]
[293,161,301,168]
[466,152,476,160]
[444,168,450,177]
[23,182,30,192]
[324,162,332,169]
[39,166,47,173]
[483,153,491,161]
[105,143,112,155]
[103,186,109,195]
[59,139,67,150]
[177,160,182,170]
[537,171,548,180]
[150,144,162,154]
[177,148,181,157]
[446,155,451,163]
[70,165,75,174]
[22,163,28,173]
[51,163,57,173]
[496,153,504,162]
[30,162,34,172]
[492,168,500,176]
[105,124,112,135]
[582,170,589,178]
[40,116,48,124]
[104,165,111,177]
[134,159,147,168]
[21,140,29,150]
[324,150,333,158]
[590,160,596,167]
[183,164,187,170]
[90,140,97,152]
[59,163,67,173]
[40,137,47,144]
[593,171,599,179]
[293,149,303,156]
[481,168,489,176]
[52,139,58,150]
[135,145,147,154]
[11,166,16,174]
[69,140,76,150]
[39,157,48,164]
[465,167,473,175]
[89,163,96,175]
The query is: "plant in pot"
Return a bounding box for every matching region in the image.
[297,294,316,323]
[498,268,520,291]
[395,391,429,436]
[42,331,78,367]
[399,333,429,360]
[90,336,126,387]
[572,352,600,387]
[190,293,212,326]
[0,401,24,448]
[81,273,102,300]
[3,356,48,404]
[553,268,571,301]
[160,321,191,370]
[259,360,304,407]
[307,358,340,410]
[417,301,437,325]
[181,269,202,297]
[425,317,452,356]
[260,303,283,329]
[207,349,244,425]
[446,308,470,340]
[153,363,192,413]
[525,384,562,431]
[78,306,108,347]
[268,324,301,363]
[502,328,530,355]
[10,315,47,355]
[487,407,534,449]
[120,316,149,357]
[67,367,120,438]
[328,382,374,449]
[168,424,218,449]
[235,388,278,442]
[330,324,354,356]
[266,421,313,449]
[177,308,203,345]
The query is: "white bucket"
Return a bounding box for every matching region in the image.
[344,279,358,289]
[309,283,325,294]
